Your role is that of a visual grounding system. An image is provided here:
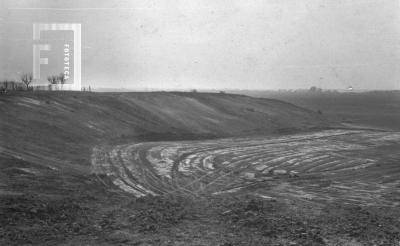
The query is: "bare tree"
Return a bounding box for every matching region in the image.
[21,73,33,90]
[47,75,59,85]
[58,73,66,89]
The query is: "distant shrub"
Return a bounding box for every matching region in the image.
[0,80,25,92]
[309,86,323,93]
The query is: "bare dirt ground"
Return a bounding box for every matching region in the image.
[92,129,400,207]
[85,129,400,245]
[1,92,400,245]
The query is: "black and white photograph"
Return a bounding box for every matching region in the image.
[1,0,400,245]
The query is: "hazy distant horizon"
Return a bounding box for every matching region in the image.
[91,86,399,93]
[1,0,399,90]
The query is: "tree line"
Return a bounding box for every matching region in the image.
[47,73,66,87]
[0,72,73,93]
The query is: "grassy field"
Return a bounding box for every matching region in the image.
[1,91,399,245]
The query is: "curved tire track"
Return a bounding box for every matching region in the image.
[92,129,400,206]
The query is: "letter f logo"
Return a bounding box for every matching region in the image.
[32,23,81,90]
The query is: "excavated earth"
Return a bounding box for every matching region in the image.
[1,91,400,245]
[92,129,400,207]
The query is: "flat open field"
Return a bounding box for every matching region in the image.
[234,90,400,131]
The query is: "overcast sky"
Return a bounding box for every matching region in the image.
[1,0,399,90]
